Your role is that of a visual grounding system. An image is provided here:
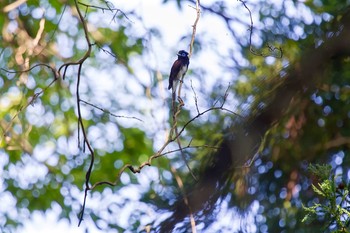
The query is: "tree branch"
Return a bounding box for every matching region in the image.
[80,99,143,122]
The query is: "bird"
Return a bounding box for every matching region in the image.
[168,50,190,95]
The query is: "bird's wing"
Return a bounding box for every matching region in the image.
[168,59,182,89]
[170,59,182,80]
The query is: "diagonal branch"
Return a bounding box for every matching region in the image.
[80,99,143,122]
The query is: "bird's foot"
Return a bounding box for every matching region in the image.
[177,96,184,107]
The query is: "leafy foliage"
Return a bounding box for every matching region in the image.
[303,164,350,232]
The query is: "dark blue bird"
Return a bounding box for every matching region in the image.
[168,50,189,94]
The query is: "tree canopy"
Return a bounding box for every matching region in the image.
[1,0,350,232]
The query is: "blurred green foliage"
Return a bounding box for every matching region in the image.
[303,164,350,232]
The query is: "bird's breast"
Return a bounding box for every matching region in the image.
[177,65,188,79]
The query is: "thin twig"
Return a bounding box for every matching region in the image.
[89,143,219,189]
[190,80,200,115]
[78,1,133,23]
[238,0,282,58]
[176,106,242,140]
[189,0,201,58]
[80,99,143,122]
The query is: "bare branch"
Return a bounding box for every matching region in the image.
[176,105,242,140]
[188,0,201,58]
[89,143,219,189]
[238,0,283,58]
[190,80,200,115]
[80,99,143,122]
[78,1,133,23]
[95,43,117,59]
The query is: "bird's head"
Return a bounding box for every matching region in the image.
[177,50,189,58]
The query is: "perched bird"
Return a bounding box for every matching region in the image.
[168,50,190,95]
